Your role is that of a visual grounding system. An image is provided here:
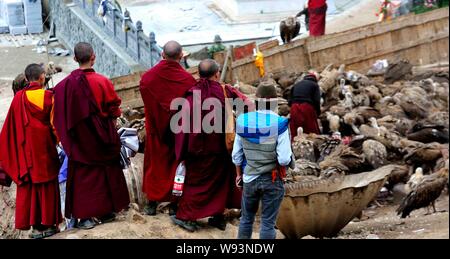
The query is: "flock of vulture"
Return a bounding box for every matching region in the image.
[118,60,449,221]
[235,60,449,219]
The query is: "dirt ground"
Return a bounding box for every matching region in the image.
[338,196,449,239]
[49,195,448,239]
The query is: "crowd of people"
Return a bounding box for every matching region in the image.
[0,39,323,239]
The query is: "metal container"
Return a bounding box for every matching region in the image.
[277,166,393,239]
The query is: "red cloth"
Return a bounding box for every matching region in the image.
[85,70,122,118]
[139,60,196,202]
[0,83,61,230]
[308,0,327,36]
[53,69,122,164]
[308,0,326,9]
[175,79,242,221]
[53,69,129,219]
[0,83,59,184]
[290,102,321,140]
[15,179,62,230]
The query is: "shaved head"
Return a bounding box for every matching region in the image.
[74,42,95,65]
[24,63,45,82]
[198,59,220,79]
[163,41,183,61]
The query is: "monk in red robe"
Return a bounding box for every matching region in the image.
[0,64,62,239]
[53,42,129,230]
[309,0,327,36]
[140,41,197,216]
[171,59,243,232]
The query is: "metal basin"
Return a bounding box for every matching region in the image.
[277,166,393,239]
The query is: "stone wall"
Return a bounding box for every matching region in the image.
[50,0,144,78]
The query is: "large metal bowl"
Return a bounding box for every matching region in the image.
[276,166,393,239]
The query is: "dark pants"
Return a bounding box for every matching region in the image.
[238,173,285,239]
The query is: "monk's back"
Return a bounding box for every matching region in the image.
[83,69,122,118]
[139,59,196,204]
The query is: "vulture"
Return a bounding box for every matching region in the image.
[319,145,366,177]
[318,138,341,162]
[404,142,444,168]
[405,167,425,194]
[407,123,449,144]
[397,168,448,218]
[343,110,364,135]
[290,159,321,177]
[326,112,341,133]
[280,16,300,44]
[292,128,316,162]
[385,164,410,190]
[362,140,387,169]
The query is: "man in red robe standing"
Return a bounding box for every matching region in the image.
[139,41,197,216]
[308,0,327,36]
[53,42,130,230]
[171,59,243,232]
[0,64,62,239]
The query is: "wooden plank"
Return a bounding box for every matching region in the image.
[259,39,280,52]
[327,31,448,67]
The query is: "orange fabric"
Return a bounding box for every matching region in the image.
[272,164,287,183]
[25,89,45,110]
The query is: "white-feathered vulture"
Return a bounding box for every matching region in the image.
[397,168,448,218]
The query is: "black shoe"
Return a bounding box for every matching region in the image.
[143,201,157,216]
[78,219,96,230]
[170,215,197,232]
[169,203,178,216]
[208,215,227,231]
[99,213,116,224]
[67,218,78,230]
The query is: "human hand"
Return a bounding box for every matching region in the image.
[236,175,243,189]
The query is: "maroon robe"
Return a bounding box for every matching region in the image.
[309,0,327,36]
[175,79,242,221]
[0,82,62,230]
[53,69,129,219]
[140,60,197,202]
[289,102,321,140]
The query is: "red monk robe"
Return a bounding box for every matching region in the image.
[140,60,196,203]
[0,82,62,230]
[53,69,129,220]
[174,79,242,222]
[309,0,327,36]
